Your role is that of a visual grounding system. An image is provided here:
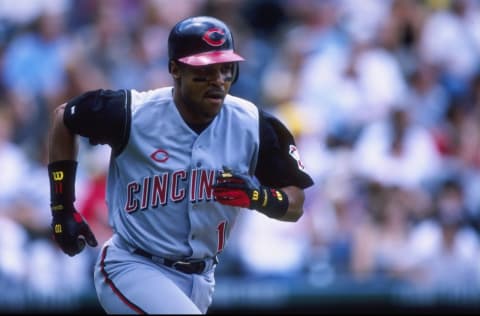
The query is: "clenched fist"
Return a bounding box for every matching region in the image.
[51,206,98,256]
[212,167,289,218]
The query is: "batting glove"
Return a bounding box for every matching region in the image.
[49,160,98,256]
[51,206,98,256]
[212,167,289,219]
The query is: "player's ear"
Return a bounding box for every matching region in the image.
[170,60,181,80]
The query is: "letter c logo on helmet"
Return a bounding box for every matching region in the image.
[202,28,226,47]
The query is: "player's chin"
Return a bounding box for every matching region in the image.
[202,97,224,115]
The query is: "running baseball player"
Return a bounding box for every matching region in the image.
[47,16,314,314]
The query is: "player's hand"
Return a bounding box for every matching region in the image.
[212,167,259,209]
[212,167,289,219]
[51,206,98,256]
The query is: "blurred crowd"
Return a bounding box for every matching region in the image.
[1,0,480,310]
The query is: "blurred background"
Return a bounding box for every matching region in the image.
[1,0,480,314]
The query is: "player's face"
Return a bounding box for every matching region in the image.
[173,62,235,124]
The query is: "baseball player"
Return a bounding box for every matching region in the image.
[47,16,314,314]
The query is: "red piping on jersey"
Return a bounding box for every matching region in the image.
[100,246,146,314]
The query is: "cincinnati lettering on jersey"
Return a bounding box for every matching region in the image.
[125,168,216,213]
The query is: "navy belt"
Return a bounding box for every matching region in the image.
[134,248,216,274]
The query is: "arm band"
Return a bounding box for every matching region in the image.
[48,160,77,214]
[254,186,289,219]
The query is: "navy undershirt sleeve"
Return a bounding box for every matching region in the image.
[255,110,314,189]
[63,89,131,155]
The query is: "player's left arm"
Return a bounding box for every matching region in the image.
[213,110,314,222]
[277,186,306,221]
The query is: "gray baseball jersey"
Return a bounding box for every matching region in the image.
[109,87,258,259]
[63,87,314,313]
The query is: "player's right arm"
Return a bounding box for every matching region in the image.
[47,89,131,256]
[49,103,78,162]
[48,102,97,256]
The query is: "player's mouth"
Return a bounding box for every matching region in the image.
[204,90,225,106]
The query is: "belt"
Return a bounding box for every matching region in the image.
[134,248,217,274]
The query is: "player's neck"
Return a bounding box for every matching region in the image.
[173,89,216,127]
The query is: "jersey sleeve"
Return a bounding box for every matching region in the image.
[255,110,314,189]
[63,89,131,154]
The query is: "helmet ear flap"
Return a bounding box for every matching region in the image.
[232,62,239,84]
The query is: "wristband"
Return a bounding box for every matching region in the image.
[48,160,77,214]
[251,186,289,219]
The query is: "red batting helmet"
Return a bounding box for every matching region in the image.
[168,16,244,81]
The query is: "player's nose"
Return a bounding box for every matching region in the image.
[208,70,227,86]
